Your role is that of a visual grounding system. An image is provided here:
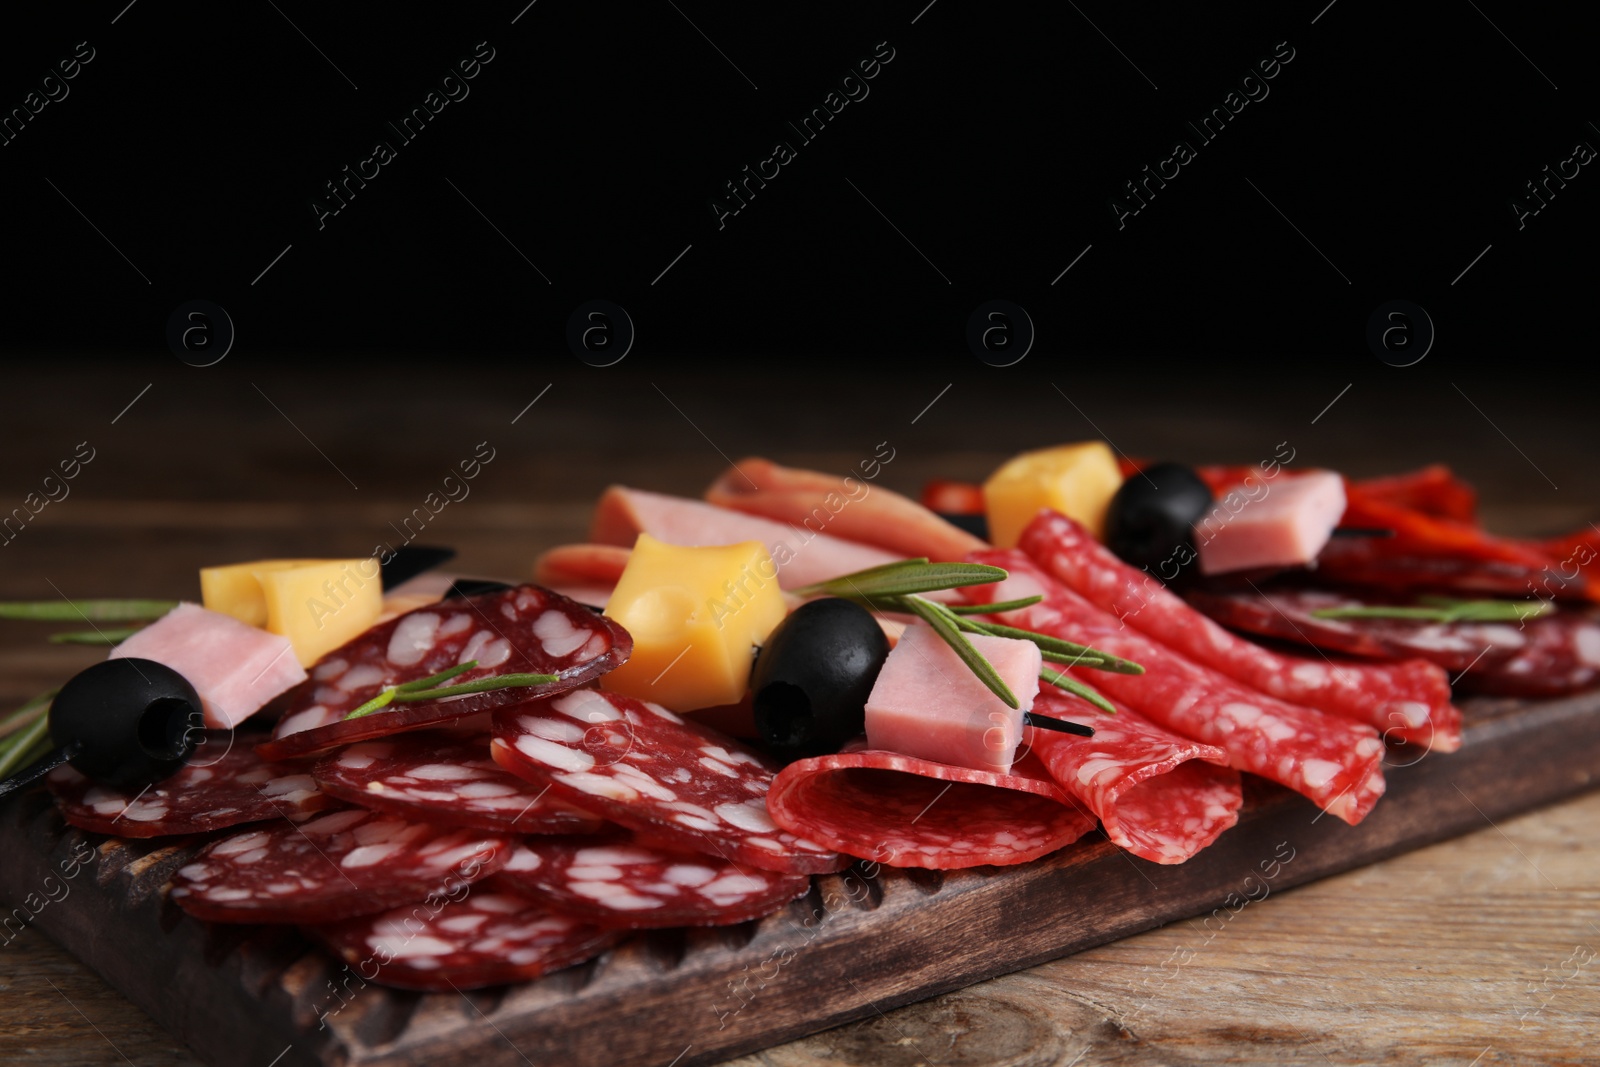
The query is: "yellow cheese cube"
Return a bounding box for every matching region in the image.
[601,534,787,712]
[983,441,1125,548]
[200,559,307,628]
[200,558,382,666]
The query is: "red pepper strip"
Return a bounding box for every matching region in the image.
[1339,490,1555,569]
[920,478,985,515]
[1350,465,1478,524]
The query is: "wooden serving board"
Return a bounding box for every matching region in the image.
[3,690,1598,1067]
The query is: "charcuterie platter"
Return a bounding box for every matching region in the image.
[2,447,1597,1067]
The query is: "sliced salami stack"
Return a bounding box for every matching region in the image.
[490,688,846,875]
[962,549,1389,825]
[494,835,811,928]
[1024,692,1242,865]
[306,887,620,992]
[313,732,605,834]
[257,585,632,761]
[47,733,333,838]
[169,809,512,923]
[1016,512,1460,751]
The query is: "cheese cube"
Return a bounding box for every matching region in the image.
[200,558,383,667]
[984,441,1125,548]
[600,534,787,711]
[865,622,1042,773]
[200,559,306,628]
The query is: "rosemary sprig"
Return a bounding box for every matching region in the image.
[343,660,559,720]
[48,627,143,645]
[0,689,57,742]
[792,559,1007,600]
[0,599,177,622]
[1310,597,1552,625]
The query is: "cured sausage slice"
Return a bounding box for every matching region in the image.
[1026,691,1242,864]
[47,734,334,838]
[493,835,810,928]
[169,809,510,923]
[306,888,618,991]
[312,733,605,835]
[765,748,1097,869]
[962,550,1388,825]
[1016,512,1459,751]
[257,585,631,762]
[491,689,845,875]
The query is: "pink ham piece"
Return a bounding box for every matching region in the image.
[589,486,899,590]
[1024,691,1241,864]
[1018,511,1460,751]
[766,748,1097,869]
[962,549,1389,825]
[865,621,1042,773]
[110,602,306,729]
[1197,469,1347,575]
[704,457,987,563]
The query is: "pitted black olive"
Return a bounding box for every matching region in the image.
[1105,462,1215,584]
[49,657,202,790]
[751,598,889,761]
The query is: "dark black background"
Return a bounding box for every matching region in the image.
[1,1,1592,371]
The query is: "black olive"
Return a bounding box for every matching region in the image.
[751,599,889,761]
[444,578,515,600]
[1105,462,1216,584]
[49,658,203,790]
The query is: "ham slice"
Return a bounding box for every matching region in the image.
[1018,511,1460,751]
[1197,469,1347,575]
[1024,691,1241,864]
[533,543,632,589]
[110,603,306,729]
[589,486,899,590]
[705,457,987,562]
[864,621,1041,773]
[961,550,1389,825]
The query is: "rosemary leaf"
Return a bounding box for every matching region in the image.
[946,595,1044,615]
[394,673,558,702]
[0,709,52,780]
[793,560,1007,600]
[0,599,178,622]
[1039,667,1117,715]
[1310,597,1552,624]
[343,687,397,721]
[396,660,480,692]
[47,627,142,646]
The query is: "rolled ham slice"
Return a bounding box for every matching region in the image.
[704,457,987,562]
[961,549,1388,825]
[110,603,306,729]
[1024,691,1241,864]
[589,486,899,590]
[766,748,1097,869]
[1018,511,1460,751]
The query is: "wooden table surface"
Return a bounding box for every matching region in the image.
[2,359,1596,1066]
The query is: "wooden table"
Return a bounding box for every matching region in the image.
[2,359,1596,1065]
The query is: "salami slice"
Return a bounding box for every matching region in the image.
[1459,612,1600,697]
[305,888,618,991]
[312,733,606,835]
[493,834,810,928]
[962,550,1388,825]
[257,585,631,762]
[490,688,845,875]
[1014,513,1459,751]
[169,809,510,923]
[1025,691,1242,864]
[766,748,1097,869]
[1183,586,1526,672]
[47,733,334,838]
